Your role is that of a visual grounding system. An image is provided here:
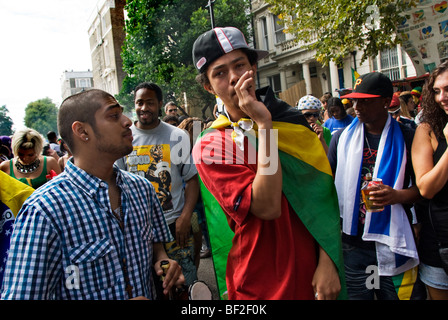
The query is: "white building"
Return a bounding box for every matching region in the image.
[60,70,94,100]
[251,0,418,106]
[87,0,126,96]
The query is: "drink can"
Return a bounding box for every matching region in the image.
[368,178,383,189]
[362,178,384,212]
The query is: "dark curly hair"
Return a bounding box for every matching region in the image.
[421,60,448,138]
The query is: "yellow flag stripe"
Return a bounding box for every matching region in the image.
[272,121,333,176]
[396,267,418,300]
[210,115,332,176]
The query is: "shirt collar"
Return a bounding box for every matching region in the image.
[64,159,123,197]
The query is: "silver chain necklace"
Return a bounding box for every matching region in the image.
[365,135,373,156]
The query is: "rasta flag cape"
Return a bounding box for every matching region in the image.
[195,87,347,300]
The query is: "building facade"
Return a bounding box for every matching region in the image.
[88,0,126,96]
[251,0,417,106]
[60,70,94,100]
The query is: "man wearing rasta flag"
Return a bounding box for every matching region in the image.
[191,27,347,300]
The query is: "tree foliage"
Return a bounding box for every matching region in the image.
[0,105,14,136]
[118,0,252,118]
[265,0,416,66]
[24,98,58,136]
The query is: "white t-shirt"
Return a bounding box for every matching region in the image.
[50,142,60,152]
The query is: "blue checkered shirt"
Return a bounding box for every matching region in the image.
[0,160,173,300]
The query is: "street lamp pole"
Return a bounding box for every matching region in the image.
[206,0,216,29]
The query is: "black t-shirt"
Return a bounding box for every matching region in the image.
[328,121,416,249]
[417,137,448,267]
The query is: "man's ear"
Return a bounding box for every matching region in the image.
[72,121,90,142]
[383,97,392,109]
[158,100,163,116]
[204,83,216,96]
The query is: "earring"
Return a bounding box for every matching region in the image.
[85,138,89,141]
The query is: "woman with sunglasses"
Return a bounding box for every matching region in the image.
[297,95,332,154]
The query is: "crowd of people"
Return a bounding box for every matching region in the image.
[0,26,448,301]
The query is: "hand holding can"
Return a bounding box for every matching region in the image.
[361,178,384,212]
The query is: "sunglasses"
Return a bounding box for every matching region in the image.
[303,112,320,119]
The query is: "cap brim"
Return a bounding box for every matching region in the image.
[341,92,381,99]
[254,49,269,61]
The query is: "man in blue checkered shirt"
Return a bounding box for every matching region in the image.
[0,89,184,300]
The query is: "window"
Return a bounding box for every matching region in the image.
[268,74,282,95]
[309,66,317,78]
[260,17,269,50]
[75,78,92,88]
[104,40,110,67]
[273,15,286,44]
[101,14,107,37]
[96,25,102,46]
[373,47,409,81]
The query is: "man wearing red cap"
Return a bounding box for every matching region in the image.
[328,72,424,300]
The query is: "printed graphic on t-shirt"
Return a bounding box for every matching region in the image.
[126,144,174,212]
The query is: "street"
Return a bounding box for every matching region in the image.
[197,256,220,300]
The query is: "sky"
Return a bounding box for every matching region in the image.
[0,0,98,131]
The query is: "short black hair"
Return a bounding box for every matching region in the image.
[58,89,114,154]
[327,97,344,110]
[134,82,163,102]
[47,131,57,141]
[162,115,179,126]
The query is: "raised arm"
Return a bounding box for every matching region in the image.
[235,70,282,220]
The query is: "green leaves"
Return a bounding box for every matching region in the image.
[118,0,252,118]
[0,105,14,136]
[266,0,416,66]
[24,97,58,136]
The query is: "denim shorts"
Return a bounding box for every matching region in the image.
[419,262,448,290]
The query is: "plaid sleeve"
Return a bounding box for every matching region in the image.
[1,204,62,300]
[150,187,173,243]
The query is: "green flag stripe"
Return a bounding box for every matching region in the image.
[199,176,233,299]
[279,150,347,299]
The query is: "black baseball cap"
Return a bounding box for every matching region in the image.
[192,27,269,74]
[341,72,393,99]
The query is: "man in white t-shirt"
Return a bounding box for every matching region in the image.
[47,131,61,155]
[116,82,199,286]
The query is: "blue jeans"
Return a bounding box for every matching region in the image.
[343,242,399,300]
